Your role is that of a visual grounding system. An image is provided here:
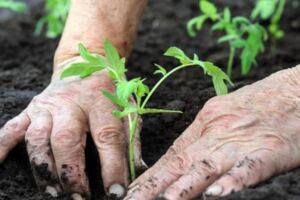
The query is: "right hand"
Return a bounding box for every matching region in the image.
[0,58,144,199]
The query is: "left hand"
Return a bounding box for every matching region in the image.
[124,66,300,200]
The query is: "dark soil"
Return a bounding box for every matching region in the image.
[1,0,300,199]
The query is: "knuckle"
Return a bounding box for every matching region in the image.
[4,118,23,133]
[95,126,125,148]
[262,133,286,149]
[51,130,81,149]
[195,159,221,176]
[166,153,192,175]
[25,126,50,145]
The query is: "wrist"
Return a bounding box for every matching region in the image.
[53,0,147,71]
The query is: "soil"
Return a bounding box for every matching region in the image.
[1,0,300,200]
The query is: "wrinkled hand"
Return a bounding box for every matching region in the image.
[125,65,300,200]
[0,58,144,199]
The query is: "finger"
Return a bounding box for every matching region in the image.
[51,110,90,199]
[123,116,148,173]
[129,119,202,188]
[205,151,279,197]
[126,137,211,200]
[25,109,61,197]
[161,153,232,200]
[0,111,30,162]
[89,100,128,199]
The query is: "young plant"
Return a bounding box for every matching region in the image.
[187,0,267,76]
[35,0,70,38]
[251,0,286,40]
[0,0,26,12]
[61,40,232,181]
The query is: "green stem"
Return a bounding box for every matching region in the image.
[141,63,195,109]
[272,0,286,25]
[128,113,139,181]
[227,47,235,77]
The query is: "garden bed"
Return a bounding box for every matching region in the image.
[1,0,300,199]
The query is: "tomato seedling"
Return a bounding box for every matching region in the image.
[187,0,267,77]
[0,0,26,12]
[251,0,286,40]
[35,0,70,38]
[61,39,232,181]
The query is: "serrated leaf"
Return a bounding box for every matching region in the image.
[201,62,233,95]
[112,106,137,118]
[60,63,104,79]
[78,43,100,64]
[104,39,127,80]
[116,80,138,104]
[136,80,150,98]
[154,64,167,76]
[102,90,127,107]
[164,47,191,65]
[200,0,217,16]
[138,108,182,115]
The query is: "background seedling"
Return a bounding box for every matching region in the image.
[61,40,232,180]
[35,0,70,38]
[187,0,267,77]
[252,0,286,40]
[0,0,26,12]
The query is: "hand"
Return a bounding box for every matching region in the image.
[125,65,300,200]
[0,58,144,199]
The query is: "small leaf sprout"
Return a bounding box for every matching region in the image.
[61,39,232,180]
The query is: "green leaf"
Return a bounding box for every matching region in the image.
[218,34,239,43]
[211,21,226,31]
[187,15,208,37]
[154,64,167,76]
[164,47,191,65]
[251,0,277,20]
[0,0,26,12]
[200,0,217,16]
[231,39,246,48]
[201,62,233,95]
[104,39,127,80]
[112,106,137,118]
[223,7,231,22]
[138,108,182,115]
[102,90,127,107]
[60,63,104,79]
[232,16,251,26]
[116,80,139,104]
[136,80,150,98]
[104,39,120,66]
[212,76,228,96]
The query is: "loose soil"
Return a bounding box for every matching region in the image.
[1,0,300,199]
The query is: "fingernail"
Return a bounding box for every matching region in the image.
[71,193,85,200]
[108,184,126,198]
[205,185,223,196]
[140,159,149,169]
[152,197,169,200]
[127,184,139,195]
[45,186,58,197]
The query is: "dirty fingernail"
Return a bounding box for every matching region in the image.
[205,184,223,196]
[152,197,169,200]
[127,184,139,195]
[45,186,58,197]
[109,184,126,198]
[71,193,85,200]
